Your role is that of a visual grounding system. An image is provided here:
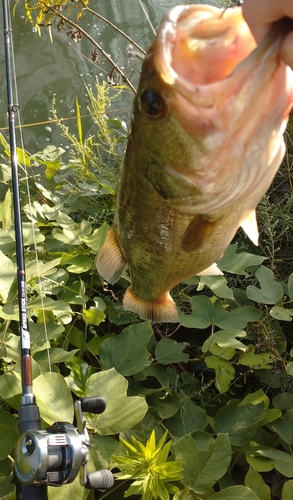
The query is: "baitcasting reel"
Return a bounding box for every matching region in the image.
[14,396,114,490]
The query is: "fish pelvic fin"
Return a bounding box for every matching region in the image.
[97,225,126,284]
[197,263,223,276]
[123,287,178,323]
[241,210,259,246]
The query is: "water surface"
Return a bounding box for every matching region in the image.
[0,0,222,153]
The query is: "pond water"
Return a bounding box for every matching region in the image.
[0,0,223,154]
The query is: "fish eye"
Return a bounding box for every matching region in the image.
[140,89,166,118]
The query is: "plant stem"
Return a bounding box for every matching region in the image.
[80,1,146,55]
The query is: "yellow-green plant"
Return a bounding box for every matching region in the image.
[50,79,126,184]
[112,430,183,500]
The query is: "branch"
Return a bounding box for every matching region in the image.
[43,5,137,93]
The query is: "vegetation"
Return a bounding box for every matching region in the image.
[0,2,292,500]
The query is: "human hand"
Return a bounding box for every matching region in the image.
[242,0,293,67]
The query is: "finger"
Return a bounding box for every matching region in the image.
[281,31,293,67]
[242,0,293,43]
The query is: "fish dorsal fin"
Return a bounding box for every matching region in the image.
[197,263,223,276]
[241,210,259,246]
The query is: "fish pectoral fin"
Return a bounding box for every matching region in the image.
[240,210,259,246]
[123,287,178,323]
[181,214,220,252]
[197,263,223,276]
[96,225,126,284]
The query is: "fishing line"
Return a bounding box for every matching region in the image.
[138,0,156,35]
[0,106,132,131]
[5,2,52,375]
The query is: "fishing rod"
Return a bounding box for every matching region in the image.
[2,1,114,498]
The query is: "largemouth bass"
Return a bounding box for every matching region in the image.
[97,5,293,323]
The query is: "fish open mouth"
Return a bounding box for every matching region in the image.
[153,5,257,108]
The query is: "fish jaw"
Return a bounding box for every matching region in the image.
[153,6,293,215]
[154,5,257,101]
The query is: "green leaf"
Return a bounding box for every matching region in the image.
[91,434,120,470]
[259,408,282,427]
[28,297,72,314]
[0,189,13,229]
[270,305,293,321]
[135,364,169,387]
[209,344,235,360]
[99,322,153,375]
[205,356,235,393]
[218,244,267,276]
[68,326,86,349]
[147,392,181,419]
[245,453,274,472]
[271,410,293,444]
[80,222,109,251]
[288,362,293,376]
[273,392,293,410]
[0,372,21,402]
[214,399,265,446]
[155,339,189,365]
[34,348,79,371]
[240,388,269,407]
[240,348,274,369]
[34,144,65,162]
[65,256,93,273]
[164,400,207,437]
[85,368,148,435]
[33,372,74,425]
[52,214,81,245]
[209,485,259,499]
[202,329,247,353]
[59,281,88,305]
[65,357,95,397]
[198,275,233,299]
[246,266,283,304]
[255,448,293,477]
[30,321,64,349]
[178,295,213,328]
[82,307,105,326]
[174,433,231,494]
[47,475,89,500]
[22,222,45,246]
[0,251,15,303]
[245,467,270,500]
[0,475,15,499]
[0,409,18,460]
[213,300,261,329]
[282,480,293,500]
[25,257,61,282]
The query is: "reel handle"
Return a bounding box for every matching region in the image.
[81,396,107,414]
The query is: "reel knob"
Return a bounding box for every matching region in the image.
[85,470,115,490]
[81,396,107,414]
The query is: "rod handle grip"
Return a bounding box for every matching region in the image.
[20,484,48,500]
